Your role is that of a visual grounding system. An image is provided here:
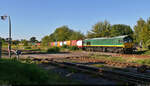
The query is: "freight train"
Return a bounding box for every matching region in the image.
[49,35,134,54]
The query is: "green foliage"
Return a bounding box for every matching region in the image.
[69,46,79,50]
[30,37,38,43]
[24,46,31,49]
[0,59,79,85]
[12,40,20,45]
[0,59,50,85]
[69,31,85,40]
[41,26,85,47]
[134,59,150,65]
[20,39,28,46]
[41,35,51,46]
[110,24,133,37]
[87,20,111,38]
[47,47,60,53]
[134,18,150,48]
[0,37,6,44]
[50,26,74,41]
[62,45,69,48]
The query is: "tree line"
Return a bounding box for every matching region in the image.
[0,17,150,49]
[0,37,39,46]
[42,17,150,49]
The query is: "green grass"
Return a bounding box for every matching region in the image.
[90,53,150,65]
[0,58,79,85]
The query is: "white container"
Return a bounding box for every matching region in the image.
[64,41,67,45]
[77,40,82,47]
[60,42,63,46]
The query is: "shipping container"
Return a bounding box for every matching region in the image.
[60,42,63,46]
[51,42,54,47]
[71,40,77,46]
[77,40,83,48]
[36,43,41,46]
[54,42,57,46]
[66,41,71,46]
[57,41,60,47]
[64,41,67,45]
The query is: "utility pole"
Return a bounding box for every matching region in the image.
[8,16,11,58]
[1,15,12,58]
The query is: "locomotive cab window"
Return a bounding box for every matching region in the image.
[123,37,133,43]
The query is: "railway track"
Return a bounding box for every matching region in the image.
[23,57,150,85]
[85,51,150,58]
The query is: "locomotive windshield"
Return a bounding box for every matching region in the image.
[123,36,133,43]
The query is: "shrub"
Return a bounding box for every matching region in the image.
[69,46,79,51]
[24,46,31,49]
[148,45,150,50]
[62,45,69,48]
[47,47,60,53]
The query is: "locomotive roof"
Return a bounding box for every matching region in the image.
[85,35,128,40]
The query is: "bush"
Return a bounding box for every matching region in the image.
[62,45,69,48]
[24,46,31,49]
[148,45,150,50]
[47,47,60,53]
[69,46,79,51]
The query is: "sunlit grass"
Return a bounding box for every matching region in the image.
[0,58,80,85]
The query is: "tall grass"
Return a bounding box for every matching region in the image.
[0,58,50,85]
[0,58,79,85]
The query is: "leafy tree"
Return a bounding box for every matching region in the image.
[0,37,6,44]
[87,20,111,38]
[50,26,74,41]
[41,35,51,46]
[69,31,85,40]
[12,40,20,45]
[110,24,133,37]
[29,37,38,43]
[134,18,150,48]
[20,39,28,46]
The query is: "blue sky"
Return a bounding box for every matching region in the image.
[0,0,150,41]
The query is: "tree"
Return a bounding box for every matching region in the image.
[134,18,150,48]
[69,31,85,40]
[41,35,51,46]
[110,24,133,37]
[12,40,20,45]
[30,37,38,43]
[87,20,111,38]
[50,26,74,41]
[0,37,6,44]
[20,39,28,46]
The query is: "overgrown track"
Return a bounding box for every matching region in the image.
[86,51,150,58]
[25,57,150,85]
[66,56,150,69]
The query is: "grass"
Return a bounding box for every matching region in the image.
[0,58,79,85]
[89,53,150,65]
